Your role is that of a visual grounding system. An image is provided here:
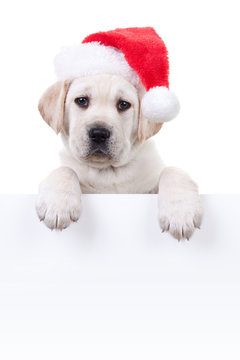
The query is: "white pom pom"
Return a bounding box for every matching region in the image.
[141,86,180,122]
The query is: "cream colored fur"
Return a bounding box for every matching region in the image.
[36,74,203,240]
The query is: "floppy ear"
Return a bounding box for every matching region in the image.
[38,80,70,134]
[138,108,163,142]
[137,85,163,142]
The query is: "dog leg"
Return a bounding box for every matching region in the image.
[36,166,82,230]
[158,166,203,241]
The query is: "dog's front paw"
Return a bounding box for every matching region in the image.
[158,197,203,241]
[36,190,82,230]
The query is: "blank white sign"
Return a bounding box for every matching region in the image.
[0,195,239,360]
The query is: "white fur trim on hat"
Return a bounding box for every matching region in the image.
[54,42,140,88]
[141,86,180,122]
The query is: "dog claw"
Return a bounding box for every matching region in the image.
[193,220,201,230]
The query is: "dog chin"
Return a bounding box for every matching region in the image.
[82,149,114,164]
[87,153,112,162]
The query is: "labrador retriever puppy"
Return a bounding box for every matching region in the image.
[36,73,203,241]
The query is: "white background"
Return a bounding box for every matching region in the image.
[0,194,240,359]
[0,0,240,194]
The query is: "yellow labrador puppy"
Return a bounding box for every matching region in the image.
[36,73,202,241]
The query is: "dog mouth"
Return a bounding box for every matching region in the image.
[92,149,106,156]
[86,147,112,160]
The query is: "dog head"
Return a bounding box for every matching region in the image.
[38,74,162,167]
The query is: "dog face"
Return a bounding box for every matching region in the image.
[38,74,162,167]
[65,74,139,166]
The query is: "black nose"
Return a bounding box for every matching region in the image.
[89,127,111,143]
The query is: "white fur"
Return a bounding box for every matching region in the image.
[36,74,202,240]
[141,86,180,122]
[59,139,164,194]
[54,42,140,88]
[36,167,82,230]
[158,167,203,240]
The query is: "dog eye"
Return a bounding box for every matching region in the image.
[74,97,89,108]
[117,100,131,112]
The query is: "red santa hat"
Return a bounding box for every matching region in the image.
[54,27,180,123]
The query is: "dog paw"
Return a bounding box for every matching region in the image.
[36,190,82,231]
[158,197,203,241]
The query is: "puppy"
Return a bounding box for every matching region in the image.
[36,73,203,241]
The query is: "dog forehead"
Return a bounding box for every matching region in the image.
[67,74,138,101]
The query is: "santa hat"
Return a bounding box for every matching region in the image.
[54,27,180,123]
